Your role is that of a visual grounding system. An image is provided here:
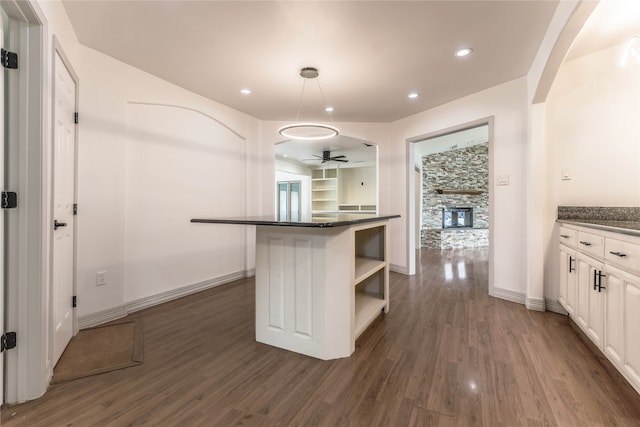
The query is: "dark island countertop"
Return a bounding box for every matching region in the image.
[191,214,400,228]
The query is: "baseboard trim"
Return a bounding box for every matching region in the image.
[545,299,567,315]
[489,287,526,305]
[127,270,249,314]
[78,270,250,329]
[78,305,128,329]
[526,297,546,312]
[390,263,408,275]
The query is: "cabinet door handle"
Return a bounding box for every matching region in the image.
[54,219,67,230]
[609,251,627,258]
[579,241,592,246]
[593,269,598,290]
[598,271,607,292]
[569,256,575,273]
[560,234,570,239]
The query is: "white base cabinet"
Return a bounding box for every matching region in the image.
[558,222,640,395]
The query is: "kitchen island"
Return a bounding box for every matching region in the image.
[191,214,400,360]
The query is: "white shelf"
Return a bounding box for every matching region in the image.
[354,257,385,285]
[338,210,377,214]
[354,292,386,339]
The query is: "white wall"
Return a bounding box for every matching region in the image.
[544,40,640,301]
[74,44,261,319]
[339,167,377,205]
[392,78,529,295]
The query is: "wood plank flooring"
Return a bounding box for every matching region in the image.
[3,248,640,426]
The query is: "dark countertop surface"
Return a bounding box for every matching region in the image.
[191,214,401,228]
[557,219,640,237]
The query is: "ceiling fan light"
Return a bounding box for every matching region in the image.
[279,123,339,141]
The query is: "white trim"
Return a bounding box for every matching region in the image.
[78,270,253,329]
[407,117,495,287]
[127,271,248,313]
[126,101,247,141]
[245,268,256,277]
[3,0,47,404]
[545,299,567,315]
[489,287,526,305]
[525,297,546,312]
[77,305,128,330]
[390,263,408,275]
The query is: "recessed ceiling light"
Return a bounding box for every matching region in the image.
[325,106,334,113]
[408,92,419,99]
[455,48,473,57]
[240,88,251,95]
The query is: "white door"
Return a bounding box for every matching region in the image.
[52,52,77,366]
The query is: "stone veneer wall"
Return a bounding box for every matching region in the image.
[421,143,489,248]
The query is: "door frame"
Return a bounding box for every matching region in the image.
[2,0,48,404]
[405,117,494,282]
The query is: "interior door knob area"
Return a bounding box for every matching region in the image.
[54,219,67,230]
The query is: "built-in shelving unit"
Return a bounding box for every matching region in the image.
[339,204,377,214]
[353,224,389,339]
[312,168,338,213]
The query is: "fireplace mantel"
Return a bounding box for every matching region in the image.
[435,189,484,195]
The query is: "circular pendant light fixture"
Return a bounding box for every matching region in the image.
[278,67,340,141]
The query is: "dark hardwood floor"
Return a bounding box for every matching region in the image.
[3,248,640,426]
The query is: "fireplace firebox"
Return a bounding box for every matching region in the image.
[443,207,473,229]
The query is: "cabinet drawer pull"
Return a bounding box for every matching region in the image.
[609,251,627,258]
[579,241,592,246]
[569,256,575,273]
[560,234,570,239]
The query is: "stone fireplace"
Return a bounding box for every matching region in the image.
[420,143,489,249]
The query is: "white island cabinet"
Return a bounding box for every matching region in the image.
[192,214,399,360]
[558,220,640,395]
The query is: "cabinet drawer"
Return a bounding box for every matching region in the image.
[605,238,640,273]
[577,230,604,258]
[559,226,577,248]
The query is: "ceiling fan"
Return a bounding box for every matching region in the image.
[306,150,349,163]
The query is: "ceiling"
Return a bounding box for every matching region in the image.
[61,0,638,167]
[62,0,560,123]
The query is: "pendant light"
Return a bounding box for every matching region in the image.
[278,67,339,141]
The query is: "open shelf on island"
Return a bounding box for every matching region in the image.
[352,224,388,341]
[355,257,386,285]
[354,292,387,339]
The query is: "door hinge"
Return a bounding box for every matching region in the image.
[1,48,18,69]
[73,203,78,215]
[74,112,79,124]
[1,332,17,352]
[1,191,17,209]
[72,295,77,308]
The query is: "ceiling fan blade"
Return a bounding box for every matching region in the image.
[334,158,349,163]
[331,155,346,159]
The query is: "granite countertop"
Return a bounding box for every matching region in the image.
[191,214,400,228]
[557,206,640,236]
[558,219,640,236]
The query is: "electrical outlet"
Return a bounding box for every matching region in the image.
[97,271,107,286]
